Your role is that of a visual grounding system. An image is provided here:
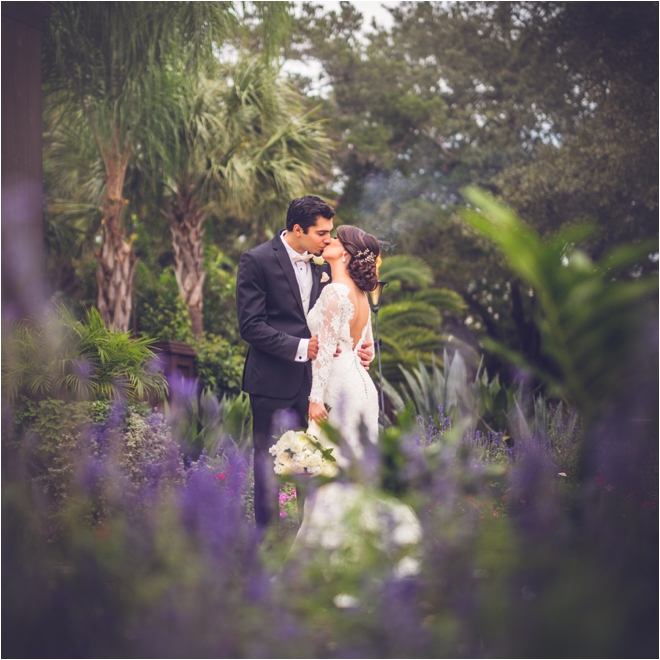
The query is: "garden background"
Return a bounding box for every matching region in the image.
[2,2,658,657]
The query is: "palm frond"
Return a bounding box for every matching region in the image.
[2,303,167,403]
[409,288,467,314]
[378,255,434,289]
[379,301,441,332]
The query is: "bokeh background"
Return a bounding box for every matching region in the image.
[2,2,657,657]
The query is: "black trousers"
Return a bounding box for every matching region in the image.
[250,370,310,529]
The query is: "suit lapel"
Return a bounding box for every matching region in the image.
[310,263,329,306]
[273,234,306,317]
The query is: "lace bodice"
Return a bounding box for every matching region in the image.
[307,283,374,406]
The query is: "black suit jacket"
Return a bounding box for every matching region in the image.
[236,233,330,399]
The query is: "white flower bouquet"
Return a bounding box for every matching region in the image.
[269,430,339,478]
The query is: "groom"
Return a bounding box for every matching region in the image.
[236,195,372,529]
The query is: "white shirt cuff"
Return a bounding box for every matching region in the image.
[295,338,310,362]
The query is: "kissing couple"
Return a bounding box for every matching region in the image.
[236,195,381,531]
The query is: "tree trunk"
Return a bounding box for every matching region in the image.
[166,185,206,336]
[96,150,137,331]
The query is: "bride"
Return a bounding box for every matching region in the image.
[287,225,421,568]
[307,225,380,450]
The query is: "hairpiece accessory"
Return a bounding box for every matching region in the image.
[355,249,376,264]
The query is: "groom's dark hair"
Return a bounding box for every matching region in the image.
[286,196,335,233]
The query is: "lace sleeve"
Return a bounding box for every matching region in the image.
[365,305,375,361]
[309,285,344,404]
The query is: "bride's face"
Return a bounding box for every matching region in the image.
[323,236,346,263]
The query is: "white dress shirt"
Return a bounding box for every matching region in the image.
[281,231,313,362]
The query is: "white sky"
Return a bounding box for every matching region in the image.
[282,1,403,95]
[301,1,400,32]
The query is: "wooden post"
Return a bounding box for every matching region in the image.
[1,2,51,323]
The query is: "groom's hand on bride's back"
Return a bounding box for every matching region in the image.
[357,341,374,370]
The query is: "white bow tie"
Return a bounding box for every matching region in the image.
[291,253,313,263]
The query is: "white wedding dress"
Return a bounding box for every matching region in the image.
[289,284,421,574]
[308,283,379,455]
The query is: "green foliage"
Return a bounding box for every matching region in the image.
[383,353,458,421]
[136,267,194,343]
[191,333,246,397]
[139,51,332,331]
[12,397,111,453]
[461,188,658,423]
[2,305,168,404]
[165,386,252,459]
[379,301,441,334]
[17,401,184,526]
[120,410,186,491]
[202,246,241,341]
[294,1,658,370]
[542,402,582,479]
[382,348,572,440]
[42,3,295,331]
[376,253,468,382]
[42,3,241,328]
[409,288,466,315]
[43,2,243,177]
[472,363,525,436]
[221,56,333,242]
[294,2,449,190]
[496,3,658,261]
[377,255,433,293]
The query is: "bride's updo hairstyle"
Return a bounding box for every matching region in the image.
[336,225,381,292]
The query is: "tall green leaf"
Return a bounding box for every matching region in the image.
[461,187,658,424]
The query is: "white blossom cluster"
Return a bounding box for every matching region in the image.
[269,430,338,478]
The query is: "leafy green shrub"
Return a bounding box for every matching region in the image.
[2,305,168,403]
[191,333,246,396]
[135,266,194,343]
[12,397,111,453]
[202,246,241,342]
[461,187,658,424]
[121,409,186,491]
[19,399,184,526]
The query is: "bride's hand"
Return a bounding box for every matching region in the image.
[308,401,328,423]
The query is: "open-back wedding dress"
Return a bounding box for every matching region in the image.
[290,283,421,568]
[308,283,379,454]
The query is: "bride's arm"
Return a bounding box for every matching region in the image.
[357,304,375,368]
[308,287,342,421]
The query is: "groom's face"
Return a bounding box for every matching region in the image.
[296,216,334,255]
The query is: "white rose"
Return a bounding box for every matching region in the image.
[290,435,307,454]
[312,255,325,266]
[276,452,296,474]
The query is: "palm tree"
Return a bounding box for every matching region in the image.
[156,69,229,336]
[156,56,331,335]
[42,3,290,331]
[42,103,103,298]
[235,62,333,243]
